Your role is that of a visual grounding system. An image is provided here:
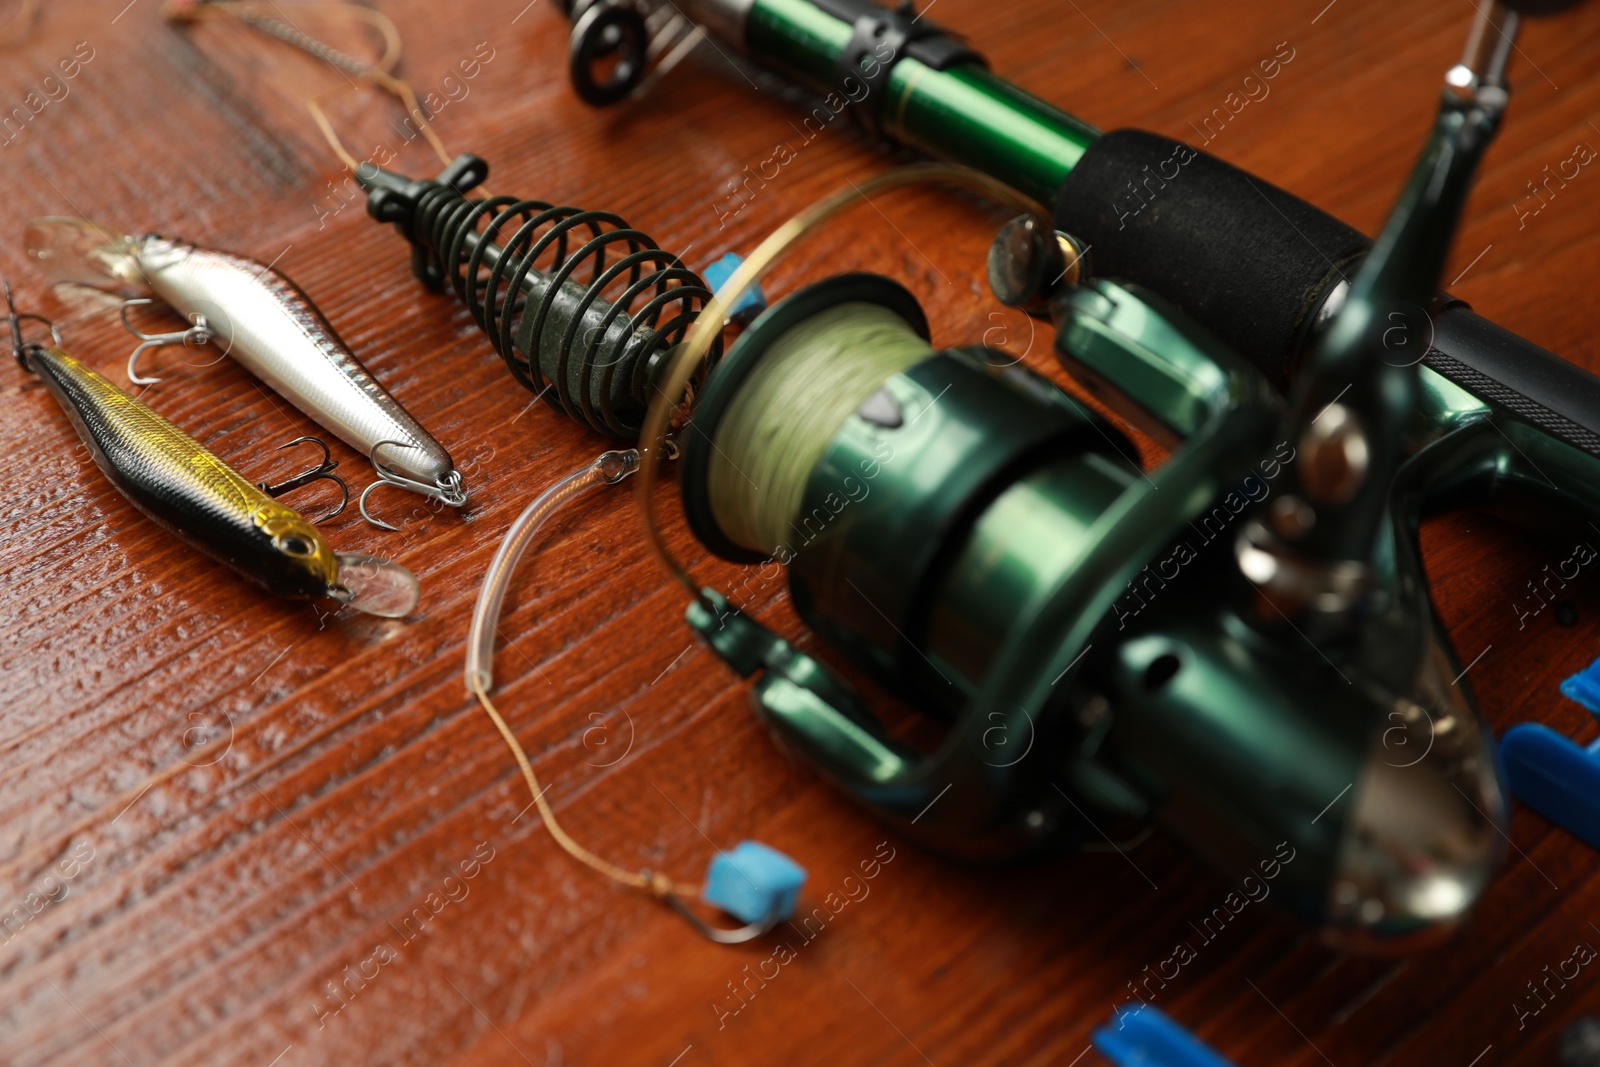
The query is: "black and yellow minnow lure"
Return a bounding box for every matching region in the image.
[7,283,419,617]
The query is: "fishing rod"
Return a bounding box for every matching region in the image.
[557,0,1600,465]
[613,0,1600,949]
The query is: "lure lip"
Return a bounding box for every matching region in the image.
[23,216,148,293]
[330,551,421,618]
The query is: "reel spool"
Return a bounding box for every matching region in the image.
[638,159,1508,948]
[681,273,1139,714]
[359,155,721,438]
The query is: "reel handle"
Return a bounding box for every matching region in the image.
[1250,0,1516,603]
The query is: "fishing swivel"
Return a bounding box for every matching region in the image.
[120,297,220,385]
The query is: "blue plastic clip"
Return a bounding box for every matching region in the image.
[702,841,806,924]
[1561,657,1600,716]
[1502,723,1600,851]
[1093,1005,1238,1067]
[1500,658,1600,852]
[703,253,767,325]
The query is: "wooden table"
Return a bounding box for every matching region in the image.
[2,1,1599,1064]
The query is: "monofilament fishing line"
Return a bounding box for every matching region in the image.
[707,301,933,555]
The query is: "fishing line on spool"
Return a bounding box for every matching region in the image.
[636,162,1046,606]
[707,301,933,556]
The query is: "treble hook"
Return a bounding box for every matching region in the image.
[120,297,213,385]
[358,439,469,532]
[4,279,61,369]
[256,435,348,523]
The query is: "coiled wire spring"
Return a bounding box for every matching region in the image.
[362,154,721,438]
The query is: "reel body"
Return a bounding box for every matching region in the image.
[680,272,1506,948]
[640,0,1600,952]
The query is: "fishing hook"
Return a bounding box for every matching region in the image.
[120,297,216,385]
[256,435,348,523]
[4,279,61,368]
[358,439,470,531]
[659,890,785,944]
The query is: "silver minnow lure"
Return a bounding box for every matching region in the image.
[23,217,469,530]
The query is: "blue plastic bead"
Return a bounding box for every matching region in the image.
[702,841,806,924]
[1561,656,1600,715]
[703,253,768,324]
[1093,1005,1237,1067]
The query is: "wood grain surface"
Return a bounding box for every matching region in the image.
[1,1,1599,1064]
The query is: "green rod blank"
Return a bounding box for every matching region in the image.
[744,0,1099,205]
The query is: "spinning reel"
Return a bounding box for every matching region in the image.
[635,2,1600,947]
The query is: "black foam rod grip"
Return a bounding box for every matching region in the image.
[1055,128,1600,461]
[1055,129,1368,387]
